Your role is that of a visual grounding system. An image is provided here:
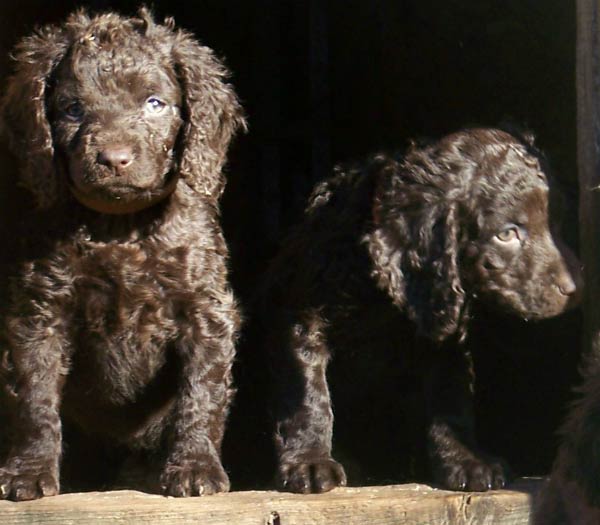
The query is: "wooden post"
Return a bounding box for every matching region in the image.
[578,0,600,363]
[309,0,331,185]
[254,0,282,245]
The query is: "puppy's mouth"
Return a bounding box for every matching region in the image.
[68,170,179,215]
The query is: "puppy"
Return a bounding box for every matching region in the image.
[0,8,244,500]
[265,128,580,493]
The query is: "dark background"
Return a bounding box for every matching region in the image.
[0,1,581,490]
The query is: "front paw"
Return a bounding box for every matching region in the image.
[160,456,230,497]
[0,458,59,501]
[434,455,510,492]
[278,457,347,494]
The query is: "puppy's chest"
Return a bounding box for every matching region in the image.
[72,243,195,350]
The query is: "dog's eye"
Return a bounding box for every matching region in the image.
[495,226,520,243]
[145,97,167,114]
[65,101,84,120]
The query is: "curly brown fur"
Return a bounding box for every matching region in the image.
[535,359,600,523]
[0,8,244,501]
[265,128,581,494]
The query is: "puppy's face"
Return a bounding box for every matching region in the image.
[48,36,183,214]
[466,164,580,320]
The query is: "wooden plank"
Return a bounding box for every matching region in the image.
[0,479,540,525]
[253,0,283,245]
[577,0,600,360]
[309,0,331,186]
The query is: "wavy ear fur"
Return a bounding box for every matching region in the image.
[169,28,246,200]
[1,24,73,209]
[366,156,468,342]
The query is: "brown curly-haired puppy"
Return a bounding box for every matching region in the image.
[0,8,245,501]
[266,128,581,494]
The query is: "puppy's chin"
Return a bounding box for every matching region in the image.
[516,301,574,321]
[483,290,576,322]
[68,174,179,215]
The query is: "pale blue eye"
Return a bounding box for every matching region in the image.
[146,97,167,113]
[65,101,84,120]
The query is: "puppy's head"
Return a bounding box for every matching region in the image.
[1,8,245,213]
[369,128,581,342]
[460,129,581,320]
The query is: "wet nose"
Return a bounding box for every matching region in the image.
[557,271,577,296]
[97,145,134,170]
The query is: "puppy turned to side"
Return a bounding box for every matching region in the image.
[0,8,244,501]
[265,127,581,494]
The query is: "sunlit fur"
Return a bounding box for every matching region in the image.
[265,128,580,494]
[0,8,244,501]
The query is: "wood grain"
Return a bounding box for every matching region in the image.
[577,0,600,359]
[0,479,541,525]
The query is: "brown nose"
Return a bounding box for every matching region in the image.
[97,146,134,170]
[557,272,577,296]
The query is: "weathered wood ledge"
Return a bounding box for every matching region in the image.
[0,478,542,525]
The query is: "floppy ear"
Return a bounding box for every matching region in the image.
[1,25,72,209]
[367,161,468,342]
[170,29,246,200]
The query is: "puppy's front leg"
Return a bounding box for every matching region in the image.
[160,301,237,497]
[272,310,347,494]
[424,346,509,492]
[0,306,70,501]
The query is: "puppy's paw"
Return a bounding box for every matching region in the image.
[0,459,59,501]
[160,456,230,497]
[278,457,347,493]
[436,456,510,492]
